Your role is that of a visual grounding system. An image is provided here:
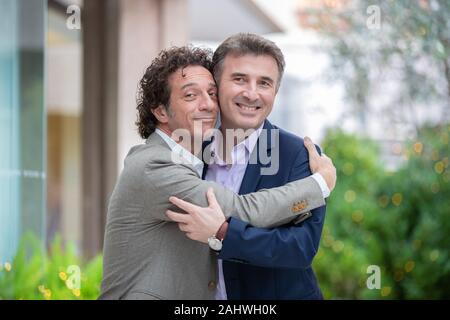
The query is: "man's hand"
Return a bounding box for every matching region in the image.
[304,136,337,192]
[166,188,226,244]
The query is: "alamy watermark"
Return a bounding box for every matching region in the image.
[66,5,81,30]
[66,265,81,290]
[366,5,381,30]
[168,123,280,176]
[366,265,381,289]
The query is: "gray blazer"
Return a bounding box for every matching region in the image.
[99,132,325,300]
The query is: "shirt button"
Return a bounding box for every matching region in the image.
[208,281,216,291]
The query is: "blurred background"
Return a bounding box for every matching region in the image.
[0,0,449,299]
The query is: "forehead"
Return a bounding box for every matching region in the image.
[168,65,215,89]
[222,54,278,76]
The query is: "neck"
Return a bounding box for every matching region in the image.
[220,122,263,146]
[156,125,172,139]
[218,122,262,163]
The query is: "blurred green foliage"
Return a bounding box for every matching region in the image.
[0,234,102,300]
[313,124,450,299]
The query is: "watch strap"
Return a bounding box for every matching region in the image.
[216,221,229,241]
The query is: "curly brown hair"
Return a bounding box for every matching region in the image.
[136,46,213,139]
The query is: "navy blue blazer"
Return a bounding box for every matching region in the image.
[205,120,326,300]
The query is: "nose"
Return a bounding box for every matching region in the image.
[241,83,259,102]
[198,94,218,112]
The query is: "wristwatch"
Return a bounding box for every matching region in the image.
[208,221,229,252]
[207,235,223,252]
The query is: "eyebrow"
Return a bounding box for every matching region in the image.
[230,72,275,84]
[260,76,275,84]
[180,82,217,91]
[230,72,246,78]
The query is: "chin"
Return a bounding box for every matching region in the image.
[234,118,262,131]
[204,124,216,134]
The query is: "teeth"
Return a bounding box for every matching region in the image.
[237,103,259,111]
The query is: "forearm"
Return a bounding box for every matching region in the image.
[146,161,324,227]
[219,207,325,268]
[224,176,325,228]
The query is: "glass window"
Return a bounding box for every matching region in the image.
[0,0,46,264]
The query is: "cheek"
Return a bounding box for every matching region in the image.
[220,85,238,104]
[211,101,219,112]
[218,95,229,112]
[263,94,275,110]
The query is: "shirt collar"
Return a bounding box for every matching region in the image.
[155,128,204,177]
[209,124,264,166]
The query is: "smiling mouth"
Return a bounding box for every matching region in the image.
[194,118,215,122]
[236,103,261,111]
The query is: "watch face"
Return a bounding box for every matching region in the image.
[208,237,222,251]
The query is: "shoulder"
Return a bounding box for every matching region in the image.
[124,132,174,165]
[266,122,306,162]
[276,125,305,148]
[122,135,170,176]
[265,122,323,167]
[126,136,200,181]
[124,142,166,167]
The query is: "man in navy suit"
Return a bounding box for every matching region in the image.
[167,33,331,299]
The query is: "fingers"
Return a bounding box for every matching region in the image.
[185,232,205,244]
[169,196,199,214]
[177,222,188,232]
[304,136,320,161]
[179,225,196,240]
[322,153,332,164]
[166,210,190,223]
[179,227,201,243]
[323,154,336,170]
[206,188,219,208]
[166,212,192,233]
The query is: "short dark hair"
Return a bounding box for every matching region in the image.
[136,46,213,139]
[212,33,285,90]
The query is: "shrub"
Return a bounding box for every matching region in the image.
[313,125,450,299]
[0,233,102,300]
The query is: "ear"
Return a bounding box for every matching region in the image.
[151,105,170,124]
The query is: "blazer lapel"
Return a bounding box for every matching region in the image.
[201,136,214,179]
[238,120,274,195]
[238,162,261,195]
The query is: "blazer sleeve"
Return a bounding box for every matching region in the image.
[143,152,325,228]
[218,146,327,269]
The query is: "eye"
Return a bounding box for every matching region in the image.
[259,80,272,87]
[233,77,245,83]
[209,91,218,98]
[185,93,196,99]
